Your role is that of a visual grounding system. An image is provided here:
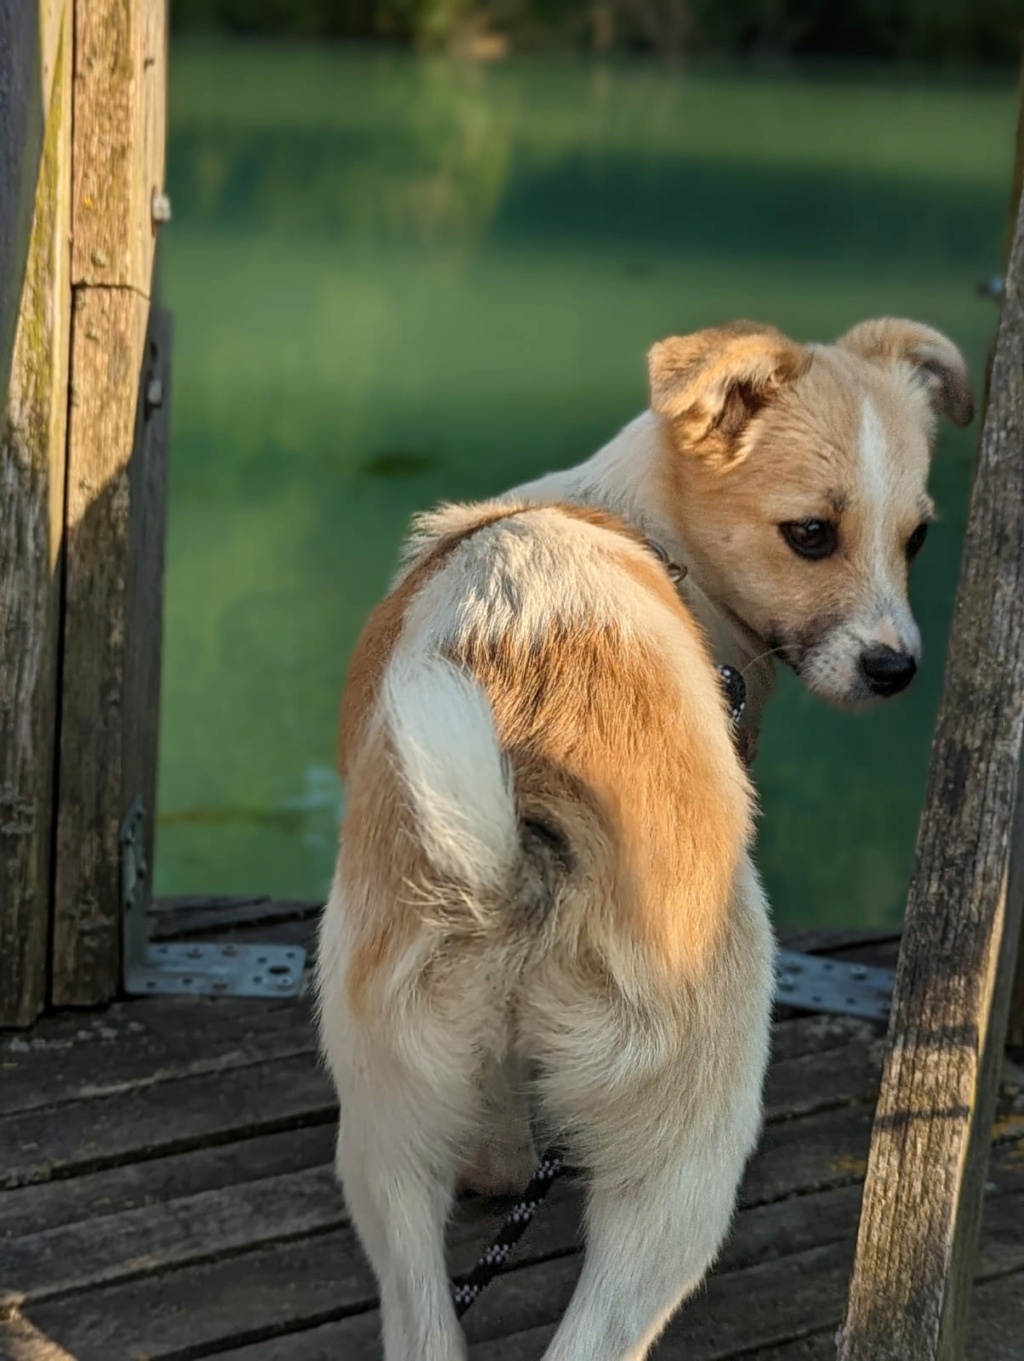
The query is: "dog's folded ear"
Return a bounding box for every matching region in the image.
[836,318,974,428]
[648,322,809,465]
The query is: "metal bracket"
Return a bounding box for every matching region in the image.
[775,948,893,1022]
[121,797,307,998]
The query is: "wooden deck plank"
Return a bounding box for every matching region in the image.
[0,1125,335,1241]
[13,1108,1020,1355]
[151,896,322,939]
[205,1312,383,1361]
[2,927,1019,1361]
[1,1165,344,1307]
[0,1013,885,1190]
[0,1088,912,1351]
[0,1096,881,1313]
[147,908,897,957]
[6,1170,864,1359]
[0,1103,859,1315]
[0,1003,877,1123]
[459,1183,864,1350]
[732,1264,1024,1360]
[963,1268,1024,1361]
[0,997,314,1116]
[200,1187,868,1361]
[0,1105,866,1317]
[469,1154,1024,1361]
[198,1263,1024,1361]
[471,1243,854,1361]
[0,1053,336,1189]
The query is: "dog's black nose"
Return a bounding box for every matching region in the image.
[860,645,917,696]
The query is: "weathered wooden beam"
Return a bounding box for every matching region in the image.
[122,303,173,945]
[1010,945,1024,1051]
[52,287,152,1004]
[1006,57,1024,1054]
[837,190,1024,1360]
[1,5,41,401]
[0,0,73,1027]
[70,0,167,294]
[51,0,168,1007]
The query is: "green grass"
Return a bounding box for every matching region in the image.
[156,38,1016,926]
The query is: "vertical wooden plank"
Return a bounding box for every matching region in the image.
[123,304,173,926]
[1006,58,1024,1055]
[52,288,151,1003]
[0,0,69,396]
[837,192,1024,1361]
[1009,944,1024,1050]
[51,0,168,1006]
[71,0,166,293]
[0,4,41,402]
[0,0,72,1027]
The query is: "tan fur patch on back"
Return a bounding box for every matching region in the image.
[449,533,750,980]
[340,503,528,776]
[340,501,751,1006]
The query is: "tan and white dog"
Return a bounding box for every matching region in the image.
[316,318,972,1361]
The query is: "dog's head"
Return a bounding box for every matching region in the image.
[649,318,973,707]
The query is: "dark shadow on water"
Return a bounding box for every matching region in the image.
[167,126,1004,270]
[360,447,440,478]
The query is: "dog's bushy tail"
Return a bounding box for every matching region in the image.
[382,652,520,896]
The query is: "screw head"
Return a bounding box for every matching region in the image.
[151,190,172,224]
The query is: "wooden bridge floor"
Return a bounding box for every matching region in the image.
[3,904,1024,1361]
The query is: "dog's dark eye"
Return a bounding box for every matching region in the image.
[779,519,838,561]
[906,522,929,561]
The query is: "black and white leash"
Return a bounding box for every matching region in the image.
[451,1148,566,1317]
[450,541,746,1319]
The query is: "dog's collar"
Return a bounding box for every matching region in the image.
[643,537,687,585]
[644,537,746,727]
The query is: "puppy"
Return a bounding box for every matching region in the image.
[316,318,972,1361]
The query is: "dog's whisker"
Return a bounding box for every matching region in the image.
[740,644,789,677]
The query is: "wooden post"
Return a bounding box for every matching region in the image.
[837,189,1024,1360]
[1010,941,1024,1051]
[1006,56,1024,1054]
[0,4,41,400]
[0,0,67,397]
[0,0,73,1027]
[123,302,174,942]
[51,0,168,1006]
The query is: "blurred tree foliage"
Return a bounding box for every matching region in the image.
[172,0,1022,62]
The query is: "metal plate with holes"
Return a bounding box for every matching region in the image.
[775,948,894,1022]
[128,942,306,998]
[121,798,307,999]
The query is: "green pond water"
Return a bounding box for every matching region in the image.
[155,40,1016,928]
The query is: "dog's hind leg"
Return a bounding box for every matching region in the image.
[538,1126,753,1361]
[334,1035,474,1361]
[528,874,772,1361]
